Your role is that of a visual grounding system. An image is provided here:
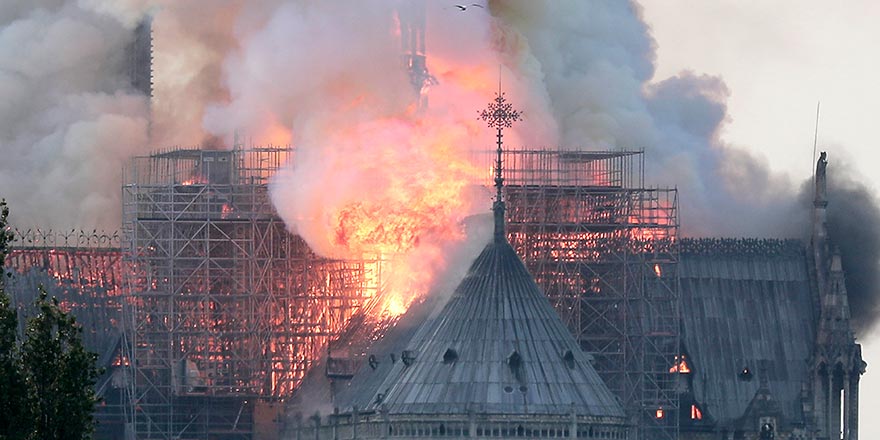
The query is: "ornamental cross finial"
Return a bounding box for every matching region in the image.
[479,84,522,243]
[479,92,522,130]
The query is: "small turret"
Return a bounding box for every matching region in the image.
[817,248,853,344]
[814,151,828,208]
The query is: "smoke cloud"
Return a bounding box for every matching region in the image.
[148,1,287,148]
[488,1,880,333]
[0,0,807,236]
[0,1,150,230]
[3,1,878,331]
[796,160,880,335]
[0,0,286,230]
[245,2,506,313]
[488,0,800,238]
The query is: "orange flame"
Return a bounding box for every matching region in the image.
[669,355,691,373]
[690,404,703,420]
[333,196,462,256]
[268,24,506,321]
[221,203,234,219]
[181,174,207,186]
[289,117,488,319]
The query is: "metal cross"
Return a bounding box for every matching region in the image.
[479,92,522,130]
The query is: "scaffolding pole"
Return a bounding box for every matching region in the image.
[495,149,680,440]
[122,148,380,440]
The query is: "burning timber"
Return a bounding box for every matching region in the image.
[5,229,129,438]
[288,151,864,440]
[3,147,865,440]
[122,147,382,438]
[289,148,680,440]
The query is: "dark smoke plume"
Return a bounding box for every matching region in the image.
[799,162,880,335]
[487,1,799,239]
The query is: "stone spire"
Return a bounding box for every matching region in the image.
[808,153,865,440]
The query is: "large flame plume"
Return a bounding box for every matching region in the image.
[4,0,879,332]
[271,115,492,318]
[257,2,517,318]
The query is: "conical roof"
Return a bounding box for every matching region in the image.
[337,92,622,419]
[353,238,623,417]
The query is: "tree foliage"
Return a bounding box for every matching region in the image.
[23,291,101,440]
[0,200,100,440]
[0,199,31,440]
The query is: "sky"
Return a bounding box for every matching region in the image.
[639,0,880,436]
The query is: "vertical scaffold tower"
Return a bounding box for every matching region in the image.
[493,149,680,440]
[122,147,380,440]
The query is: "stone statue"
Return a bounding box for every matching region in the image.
[815,152,827,205]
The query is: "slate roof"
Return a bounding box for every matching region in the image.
[333,292,442,411]
[679,239,817,428]
[341,238,624,418]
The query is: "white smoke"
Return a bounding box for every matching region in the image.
[0,0,857,244]
[148,1,288,148]
[0,0,285,230]
[197,1,510,265]
[202,2,407,148]
[0,1,149,230]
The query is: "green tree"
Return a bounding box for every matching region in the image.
[0,200,100,440]
[0,200,31,440]
[22,290,101,440]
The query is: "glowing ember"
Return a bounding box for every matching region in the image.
[221,203,233,219]
[180,175,207,186]
[654,263,662,277]
[690,404,703,420]
[669,354,691,374]
[383,295,407,318]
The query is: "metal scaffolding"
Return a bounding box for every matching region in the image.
[7,146,680,440]
[5,229,130,439]
[493,149,680,440]
[122,147,380,440]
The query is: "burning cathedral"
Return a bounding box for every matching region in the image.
[2,3,866,440]
[282,104,865,440]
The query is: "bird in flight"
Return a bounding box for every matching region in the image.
[453,3,484,11]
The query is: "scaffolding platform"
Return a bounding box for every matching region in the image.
[122,147,380,439]
[489,149,680,440]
